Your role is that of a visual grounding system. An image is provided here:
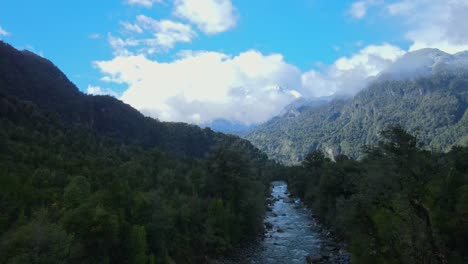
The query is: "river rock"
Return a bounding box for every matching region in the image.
[324,245,338,252]
[306,254,322,263]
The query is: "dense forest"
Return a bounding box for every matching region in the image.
[0,93,283,263]
[0,41,286,263]
[286,127,468,263]
[247,70,468,164]
[0,41,265,160]
[1,41,467,264]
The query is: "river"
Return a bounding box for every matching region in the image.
[237,181,351,264]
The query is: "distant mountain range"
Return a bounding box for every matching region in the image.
[246,49,468,164]
[202,98,332,136]
[381,48,468,80]
[200,119,257,136]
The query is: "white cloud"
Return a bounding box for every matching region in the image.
[110,15,196,55]
[108,35,139,56]
[121,22,143,33]
[94,44,406,124]
[385,0,468,53]
[127,0,163,8]
[386,1,414,15]
[174,0,238,34]
[349,1,368,19]
[302,44,405,97]
[349,0,383,19]
[137,15,196,49]
[88,33,101,39]
[94,50,301,124]
[86,85,119,97]
[0,26,10,37]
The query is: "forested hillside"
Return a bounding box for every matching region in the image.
[0,42,282,263]
[0,41,263,159]
[285,127,468,263]
[247,70,468,163]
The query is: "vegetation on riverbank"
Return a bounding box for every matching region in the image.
[0,41,293,263]
[0,95,278,263]
[287,127,468,264]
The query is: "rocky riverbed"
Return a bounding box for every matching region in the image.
[216,181,351,264]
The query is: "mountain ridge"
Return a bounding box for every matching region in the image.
[246,49,468,163]
[0,41,266,160]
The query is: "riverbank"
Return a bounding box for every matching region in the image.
[214,181,351,264]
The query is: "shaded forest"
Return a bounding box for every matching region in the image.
[0,41,285,263]
[0,94,282,263]
[286,127,468,264]
[1,41,467,264]
[247,72,468,164]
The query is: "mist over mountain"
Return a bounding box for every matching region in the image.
[201,118,257,136]
[380,48,468,80]
[278,97,332,118]
[202,98,331,135]
[246,49,468,164]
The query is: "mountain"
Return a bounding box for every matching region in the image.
[278,97,332,118]
[381,48,468,80]
[246,49,468,164]
[201,118,257,136]
[201,98,330,136]
[0,41,264,160]
[0,41,278,263]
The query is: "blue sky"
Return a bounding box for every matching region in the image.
[1,0,467,124]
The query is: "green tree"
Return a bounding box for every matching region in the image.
[129,225,149,264]
[64,176,90,209]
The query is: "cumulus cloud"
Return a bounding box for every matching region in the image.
[302,44,405,97]
[98,0,468,125]
[86,85,119,97]
[0,26,9,37]
[110,15,196,55]
[174,0,238,34]
[350,1,468,53]
[386,0,468,53]
[95,50,301,124]
[94,44,405,124]
[127,0,163,8]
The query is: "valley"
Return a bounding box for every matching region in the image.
[246,49,468,164]
[0,41,467,263]
[244,182,350,264]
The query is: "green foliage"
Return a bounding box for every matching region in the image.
[129,225,150,264]
[0,41,279,263]
[64,176,90,209]
[0,210,74,264]
[0,40,263,160]
[0,94,272,263]
[286,127,468,264]
[247,72,468,164]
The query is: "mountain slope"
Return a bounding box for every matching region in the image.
[0,41,277,263]
[0,41,264,160]
[247,50,468,163]
[0,84,271,264]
